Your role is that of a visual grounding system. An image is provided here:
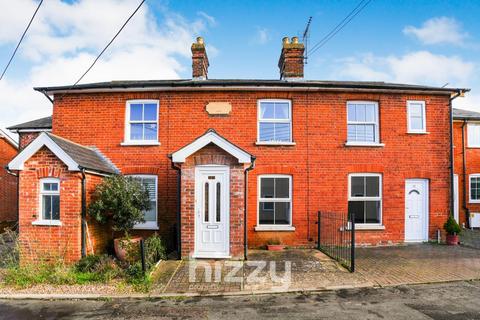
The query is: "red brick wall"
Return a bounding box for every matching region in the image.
[453,121,480,227]
[51,90,451,249]
[18,147,82,264]
[18,132,41,150]
[0,138,17,222]
[85,174,111,255]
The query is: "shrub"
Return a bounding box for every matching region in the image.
[444,215,461,235]
[144,233,167,269]
[88,175,151,235]
[0,228,19,268]
[75,254,121,282]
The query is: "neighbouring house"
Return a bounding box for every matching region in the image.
[8,116,52,150]
[453,108,480,228]
[7,36,469,264]
[0,128,18,224]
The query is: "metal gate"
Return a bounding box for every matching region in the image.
[317,211,355,272]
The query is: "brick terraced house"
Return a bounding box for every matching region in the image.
[7,37,469,263]
[453,108,480,228]
[0,129,18,224]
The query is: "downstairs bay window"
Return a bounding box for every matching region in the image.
[348,174,382,226]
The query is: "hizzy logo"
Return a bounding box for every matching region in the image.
[188,260,292,289]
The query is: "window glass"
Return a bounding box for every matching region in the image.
[259,176,292,225]
[204,182,209,222]
[348,175,381,224]
[127,101,158,142]
[408,102,425,132]
[216,182,221,222]
[258,101,292,142]
[143,103,157,121]
[40,179,60,221]
[471,176,480,201]
[130,176,158,226]
[347,102,378,143]
[468,124,480,147]
[130,104,143,121]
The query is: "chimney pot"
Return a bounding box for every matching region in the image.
[278,36,305,80]
[191,36,209,80]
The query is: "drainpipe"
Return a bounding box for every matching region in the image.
[461,120,470,228]
[244,157,256,260]
[80,168,87,258]
[170,161,182,260]
[449,90,464,219]
[5,166,19,227]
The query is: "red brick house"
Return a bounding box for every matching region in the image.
[7,37,468,263]
[0,129,18,224]
[453,108,480,228]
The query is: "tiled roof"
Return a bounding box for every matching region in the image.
[453,108,480,120]
[8,116,52,131]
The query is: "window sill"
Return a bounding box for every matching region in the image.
[121,141,161,146]
[407,131,429,135]
[345,142,385,148]
[32,220,62,226]
[469,200,480,204]
[347,224,385,231]
[254,225,296,232]
[133,224,159,230]
[255,141,296,146]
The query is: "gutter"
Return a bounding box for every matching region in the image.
[461,120,469,227]
[244,157,256,260]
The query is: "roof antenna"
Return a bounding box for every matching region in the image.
[302,16,313,65]
[441,82,449,88]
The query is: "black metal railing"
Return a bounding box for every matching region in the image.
[317,211,355,272]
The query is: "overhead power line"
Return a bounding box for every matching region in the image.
[0,0,43,81]
[58,0,146,98]
[308,0,372,58]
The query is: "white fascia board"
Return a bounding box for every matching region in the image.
[8,132,79,171]
[172,131,251,163]
[0,128,18,149]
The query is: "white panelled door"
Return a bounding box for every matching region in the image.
[194,165,230,258]
[405,179,429,242]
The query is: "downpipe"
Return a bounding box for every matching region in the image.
[244,157,256,260]
[80,168,87,258]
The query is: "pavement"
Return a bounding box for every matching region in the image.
[1,280,480,319]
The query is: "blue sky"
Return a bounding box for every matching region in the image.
[0,0,479,133]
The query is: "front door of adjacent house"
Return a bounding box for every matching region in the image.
[405,179,429,242]
[194,165,230,258]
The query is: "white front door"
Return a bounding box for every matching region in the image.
[454,174,459,223]
[405,179,429,242]
[194,165,230,258]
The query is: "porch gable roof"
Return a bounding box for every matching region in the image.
[8,132,119,174]
[170,129,254,164]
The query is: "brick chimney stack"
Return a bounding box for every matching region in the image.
[191,37,209,80]
[278,36,305,80]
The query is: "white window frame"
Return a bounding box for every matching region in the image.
[467,123,480,148]
[33,178,61,226]
[123,100,160,146]
[469,174,480,203]
[346,101,380,145]
[256,99,294,145]
[129,175,159,230]
[348,173,383,226]
[407,100,427,133]
[256,174,295,231]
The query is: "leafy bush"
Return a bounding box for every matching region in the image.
[444,215,461,235]
[144,233,167,269]
[75,254,121,282]
[88,175,151,235]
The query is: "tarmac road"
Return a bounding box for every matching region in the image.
[1,280,480,319]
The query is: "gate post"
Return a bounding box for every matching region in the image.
[350,212,355,273]
[317,211,321,250]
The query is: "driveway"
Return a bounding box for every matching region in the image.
[2,281,480,319]
[356,244,480,286]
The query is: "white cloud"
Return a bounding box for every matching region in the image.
[197,11,216,27]
[403,17,468,45]
[251,27,270,45]
[335,51,475,87]
[0,0,215,130]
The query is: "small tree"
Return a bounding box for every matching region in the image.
[444,215,461,235]
[88,175,151,236]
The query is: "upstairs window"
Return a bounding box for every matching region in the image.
[125,100,159,144]
[40,178,60,222]
[407,101,426,133]
[468,124,480,147]
[347,101,379,144]
[129,175,158,229]
[348,174,382,225]
[258,100,292,143]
